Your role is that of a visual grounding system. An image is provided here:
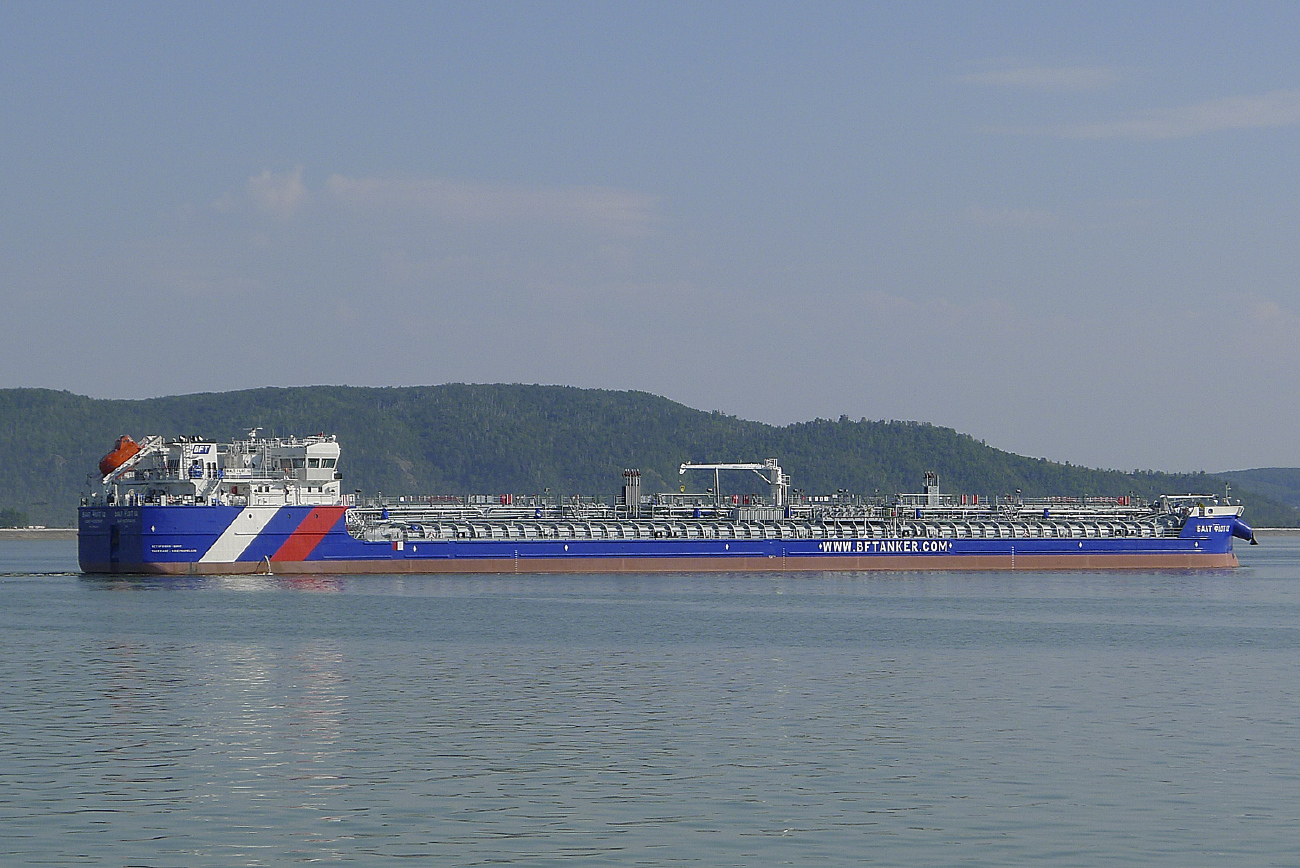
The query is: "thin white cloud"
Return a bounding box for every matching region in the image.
[1238,293,1300,346]
[963,205,1059,229]
[325,174,657,236]
[987,88,1300,139]
[211,167,308,219]
[245,167,308,219]
[960,65,1123,92]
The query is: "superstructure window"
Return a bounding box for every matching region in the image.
[308,458,320,468]
[322,458,336,468]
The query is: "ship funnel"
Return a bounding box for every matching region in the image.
[622,469,642,519]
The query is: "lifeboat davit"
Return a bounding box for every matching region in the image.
[98,435,141,477]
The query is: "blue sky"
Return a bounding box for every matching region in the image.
[3,2,1299,471]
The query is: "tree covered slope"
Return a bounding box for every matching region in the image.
[1217,468,1300,510]
[1,385,1295,527]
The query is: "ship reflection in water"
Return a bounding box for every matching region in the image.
[6,538,1300,865]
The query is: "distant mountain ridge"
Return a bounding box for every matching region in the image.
[1218,468,1300,511]
[0,385,1296,527]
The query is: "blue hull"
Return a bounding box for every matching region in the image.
[79,505,1241,574]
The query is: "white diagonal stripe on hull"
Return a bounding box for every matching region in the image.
[199,507,281,563]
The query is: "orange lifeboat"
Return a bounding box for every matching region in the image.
[98,435,141,477]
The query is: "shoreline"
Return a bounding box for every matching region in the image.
[0,528,77,541]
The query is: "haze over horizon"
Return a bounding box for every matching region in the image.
[3,3,1298,473]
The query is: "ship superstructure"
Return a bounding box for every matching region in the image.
[94,430,342,508]
[79,432,1255,575]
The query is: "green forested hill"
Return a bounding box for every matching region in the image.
[1,385,1295,527]
[1217,468,1300,510]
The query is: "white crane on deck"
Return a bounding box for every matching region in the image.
[679,459,789,509]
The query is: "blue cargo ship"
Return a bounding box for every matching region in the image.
[78,432,1255,575]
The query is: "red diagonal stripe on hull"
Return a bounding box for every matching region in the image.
[271,507,348,562]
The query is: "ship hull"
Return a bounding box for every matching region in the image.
[79,505,1240,575]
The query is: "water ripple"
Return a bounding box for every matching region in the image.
[1,540,1299,865]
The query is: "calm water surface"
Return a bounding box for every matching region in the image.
[1,538,1298,866]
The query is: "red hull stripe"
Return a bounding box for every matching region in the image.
[271,507,349,562]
